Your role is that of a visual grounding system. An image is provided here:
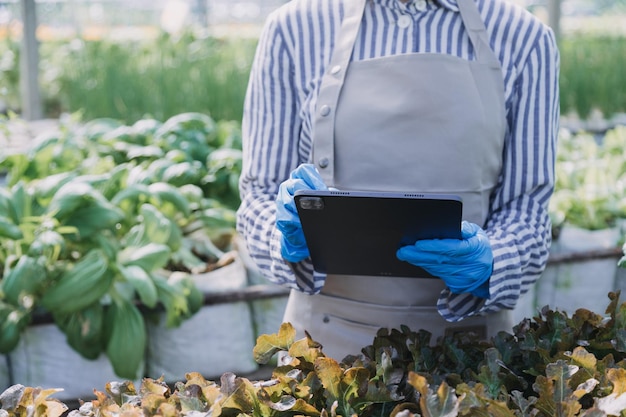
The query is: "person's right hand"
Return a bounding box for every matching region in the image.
[275,164,328,262]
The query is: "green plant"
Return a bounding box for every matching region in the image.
[559,35,626,119]
[4,293,626,417]
[549,125,626,233]
[0,112,243,379]
[0,38,20,112]
[36,31,258,123]
[5,29,626,122]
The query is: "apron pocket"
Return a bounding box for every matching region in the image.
[309,312,382,360]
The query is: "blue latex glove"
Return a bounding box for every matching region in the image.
[275,164,328,262]
[396,221,493,298]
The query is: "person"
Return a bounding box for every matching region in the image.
[237,0,560,360]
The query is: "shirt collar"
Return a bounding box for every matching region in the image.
[385,0,460,12]
[435,0,460,11]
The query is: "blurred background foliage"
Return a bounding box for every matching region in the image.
[0,0,625,123]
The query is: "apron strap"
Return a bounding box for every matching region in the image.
[313,0,367,186]
[457,0,501,69]
[313,0,502,185]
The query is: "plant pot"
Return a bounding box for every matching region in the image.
[535,225,621,316]
[145,251,258,383]
[234,235,288,340]
[7,323,141,402]
[1,355,9,392]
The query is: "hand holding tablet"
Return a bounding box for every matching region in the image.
[294,189,463,278]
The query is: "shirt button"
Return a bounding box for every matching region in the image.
[319,105,331,116]
[397,14,411,28]
[414,0,427,11]
[330,65,341,75]
[318,158,329,169]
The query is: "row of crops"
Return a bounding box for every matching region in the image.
[1,29,626,124]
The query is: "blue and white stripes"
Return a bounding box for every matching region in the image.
[237,0,560,321]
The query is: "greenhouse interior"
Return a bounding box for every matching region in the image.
[1,0,626,416]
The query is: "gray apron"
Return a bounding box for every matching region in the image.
[283,0,513,360]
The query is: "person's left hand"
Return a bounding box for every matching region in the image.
[396,221,492,298]
[275,164,328,262]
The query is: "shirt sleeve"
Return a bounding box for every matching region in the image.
[236,12,324,294]
[437,27,561,321]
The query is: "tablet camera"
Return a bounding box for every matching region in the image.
[298,196,325,210]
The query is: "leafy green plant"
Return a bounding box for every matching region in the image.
[549,125,626,233]
[38,31,258,123]
[4,28,626,122]
[560,35,626,119]
[0,111,243,379]
[4,293,626,417]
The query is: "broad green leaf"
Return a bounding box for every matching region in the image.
[408,372,429,396]
[140,203,171,245]
[509,390,537,417]
[408,372,463,417]
[219,373,256,413]
[568,346,597,370]
[546,361,578,413]
[476,348,505,399]
[341,367,369,404]
[456,383,488,414]
[314,357,343,402]
[290,398,322,416]
[362,379,397,404]
[117,243,171,272]
[253,322,296,364]
[118,265,158,308]
[424,381,461,417]
[288,332,324,363]
[532,375,556,417]
[151,274,190,328]
[538,362,585,417]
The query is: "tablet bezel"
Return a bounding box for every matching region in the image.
[294,190,463,278]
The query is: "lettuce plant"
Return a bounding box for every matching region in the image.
[4,292,626,417]
[550,126,626,232]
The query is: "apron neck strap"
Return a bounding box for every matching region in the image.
[457,0,501,68]
[312,0,501,185]
[313,0,366,186]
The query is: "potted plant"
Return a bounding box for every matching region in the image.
[534,125,626,317]
[0,112,255,397]
[4,292,626,417]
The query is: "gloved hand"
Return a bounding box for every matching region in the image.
[396,221,493,298]
[275,164,328,262]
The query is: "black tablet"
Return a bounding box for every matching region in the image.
[294,190,462,278]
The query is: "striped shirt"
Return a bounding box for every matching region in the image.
[236,0,560,321]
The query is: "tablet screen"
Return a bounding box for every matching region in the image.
[294,190,462,278]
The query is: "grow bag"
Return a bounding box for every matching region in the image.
[536,225,621,315]
[145,252,258,383]
[7,323,142,402]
